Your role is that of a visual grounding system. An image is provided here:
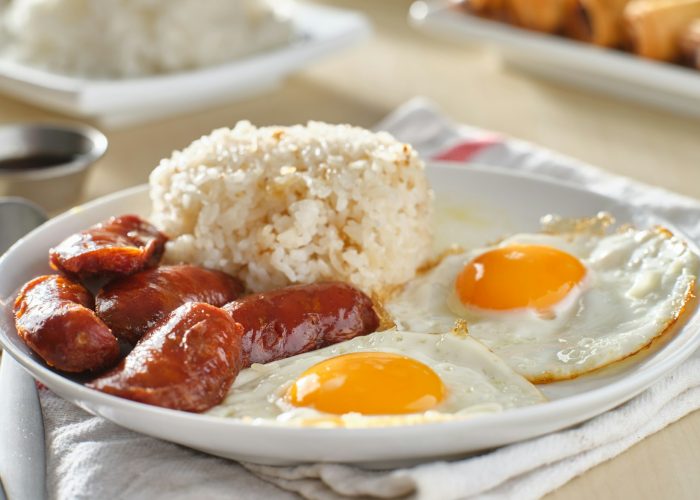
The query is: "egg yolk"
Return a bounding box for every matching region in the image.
[455,244,586,311]
[286,352,446,415]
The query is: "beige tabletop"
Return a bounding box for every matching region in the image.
[1,1,700,498]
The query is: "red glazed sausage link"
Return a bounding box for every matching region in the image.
[49,214,168,281]
[96,265,244,345]
[223,282,380,367]
[87,302,244,412]
[13,275,120,373]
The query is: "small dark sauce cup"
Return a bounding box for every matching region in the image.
[0,124,108,211]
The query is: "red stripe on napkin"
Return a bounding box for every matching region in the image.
[433,137,501,162]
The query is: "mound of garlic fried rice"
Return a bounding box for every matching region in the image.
[149,121,433,295]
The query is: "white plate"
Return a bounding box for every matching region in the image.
[0,4,370,128]
[409,1,700,119]
[1,162,699,467]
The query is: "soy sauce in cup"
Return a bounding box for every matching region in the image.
[0,124,108,211]
[0,154,81,171]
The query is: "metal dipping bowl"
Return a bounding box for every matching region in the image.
[0,197,47,254]
[0,123,108,212]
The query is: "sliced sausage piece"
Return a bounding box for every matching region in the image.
[96,265,244,345]
[87,302,243,412]
[49,214,167,281]
[13,275,120,373]
[223,282,380,367]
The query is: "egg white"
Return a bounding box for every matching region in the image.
[207,329,546,427]
[387,225,698,383]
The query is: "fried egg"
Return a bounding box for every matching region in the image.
[387,215,698,383]
[207,329,546,427]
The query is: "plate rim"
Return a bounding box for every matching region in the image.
[1,163,699,460]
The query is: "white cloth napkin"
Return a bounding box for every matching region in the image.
[37,97,700,500]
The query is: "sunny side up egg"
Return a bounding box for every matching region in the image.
[207,329,546,427]
[387,217,698,383]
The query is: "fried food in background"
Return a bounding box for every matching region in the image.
[469,0,577,31]
[507,0,578,33]
[468,0,508,20]
[464,0,700,69]
[681,19,700,67]
[564,0,632,47]
[626,0,700,61]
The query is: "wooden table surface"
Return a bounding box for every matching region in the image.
[1,1,699,498]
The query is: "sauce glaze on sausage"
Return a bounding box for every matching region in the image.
[49,214,167,281]
[87,302,244,412]
[223,282,380,367]
[96,265,244,344]
[14,275,120,372]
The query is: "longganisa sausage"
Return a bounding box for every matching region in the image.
[87,302,244,412]
[49,214,168,282]
[95,265,244,344]
[14,275,120,373]
[223,282,380,367]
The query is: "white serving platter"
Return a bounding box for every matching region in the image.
[1,162,699,467]
[409,1,700,118]
[0,3,370,128]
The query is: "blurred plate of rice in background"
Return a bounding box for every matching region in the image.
[0,0,370,128]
